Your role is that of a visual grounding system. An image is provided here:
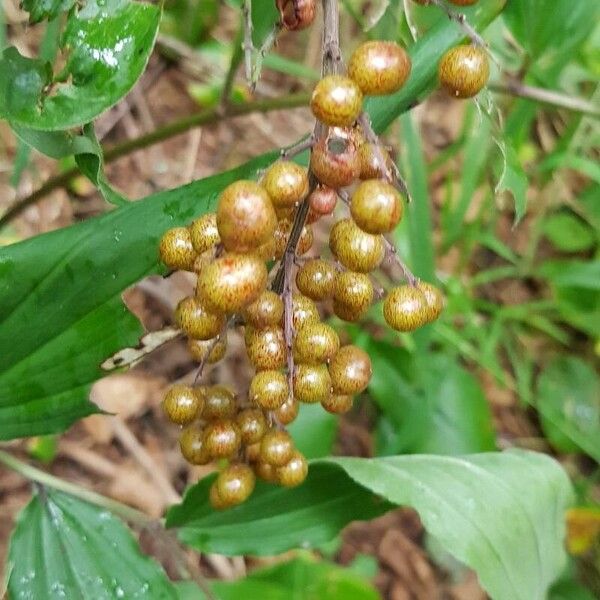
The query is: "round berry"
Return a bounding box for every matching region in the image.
[351,180,403,234]
[310,75,363,127]
[236,408,268,445]
[216,463,255,506]
[329,345,372,395]
[333,271,374,320]
[310,130,360,189]
[291,294,320,329]
[358,142,393,180]
[276,451,308,487]
[249,370,289,410]
[275,398,299,425]
[203,419,242,458]
[244,290,284,329]
[260,429,294,466]
[348,40,411,96]
[262,161,309,208]
[277,0,316,30]
[294,322,340,364]
[245,325,287,371]
[159,227,196,271]
[209,482,230,510]
[274,219,313,259]
[179,425,211,465]
[296,259,336,301]
[293,364,332,403]
[217,180,277,252]
[308,185,337,216]
[438,44,489,99]
[197,253,268,314]
[383,285,429,332]
[175,296,225,340]
[329,218,384,273]
[417,281,445,323]
[193,250,214,275]
[254,461,278,482]
[321,394,353,414]
[245,441,261,463]
[187,336,227,364]
[203,385,237,420]
[163,385,203,425]
[189,213,220,254]
[256,237,277,262]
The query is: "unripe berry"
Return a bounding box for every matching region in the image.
[217,180,277,252]
[260,429,294,466]
[275,398,299,425]
[203,419,242,458]
[193,250,214,275]
[179,424,211,465]
[245,441,261,463]
[236,408,268,445]
[417,281,445,323]
[321,394,353,414]
[189,213,220,254]
[358,142,393,180]
[244,290,284,329]
[216,463,255,506]
[175,296,225,340]
[262,161,309,208]
[294,322,340,364]
[159,227,196,272]
[348,40,411,96]
[209,482,231,510]
[329,218,384,272]
[329,345,372,395]
[438,44,489,99]
[383,285,429,332]
[276,0,316,31]
[163,385,203,425]
[291,294,320,329]
[351,180,403,234]
[197,253,268,314]
[296,258,336,301]
[245,325,287,371]
[310,75,363,127]
[276,450,308,487]
[310,130,360,189]
[293,364,332,403]
[203,385,237,420]
[256,237,277,262]
[333,271,374,321]
[274,219,314,259]
[187,336,227,364]
[249,370,289,410]
[308,185,337,217]
[254,461,278,482]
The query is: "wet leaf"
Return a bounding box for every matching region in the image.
[21,0,75,24]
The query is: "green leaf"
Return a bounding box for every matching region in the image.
[539,260,600,290]
[169,450,572,600]
[288,403,338,459]
[536,357,600,461]
[0,0,160,130]
[175,555,381,600]
[7,487,177,599]
[542,213,596,253]
[495,140,528,223]
[21,0,75,24]
[0,1,505,440]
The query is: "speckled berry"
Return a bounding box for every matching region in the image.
[276,450,308,487]
[262,161,309,208]
[348,40,411,96]
[276,0,316,30]
[203,419,242,458]
[236,408,268,445]
[249,370,289,409]
[216,463,255,506]
[291,294,320,329]
[351,180,403,234]
[179,425,211,465]
[275,398,299,425]
[321,394,353,414]
[329,218,384,272]
[245,325,287,371]
[217,180,277,252]
[244,290,284,329]
[197,253,268,314]
[254,461,278,482]
[209,482,230,510]
[163,385,203,425]
[187,336,227,364]
[310,75,363,127]
[358,142,394,180]
[295,259,336,301]
[310,130,360,189]
[417,281,445,323]
[175,296,225,340]
[260,429,294,466]
[189,213,220,254]
[383,285,429,332]
[293,364,332,403]
[308,185,337,216]
[159,227,196,271]
[203,385,237,420]
[294,322,340,364]
[329,345,372,395]
[274,219,314,259]
[438,44,489,99]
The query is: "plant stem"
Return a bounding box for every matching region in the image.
[0,93,310,227]
[0,449,153,525]
[220,24,245,106]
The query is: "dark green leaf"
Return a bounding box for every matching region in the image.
[288,403,338,459]
[536,357,600,461]
[21,0,75,24]
[7,487,177,599]
[0,0,160,130]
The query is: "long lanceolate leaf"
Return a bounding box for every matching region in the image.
[0,1,505,440]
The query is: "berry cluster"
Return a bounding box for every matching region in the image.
[156,0,490,510]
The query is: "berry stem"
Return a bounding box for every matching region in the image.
[281,134,315,160]
[193,317,234,384]
[282,250,296,405]
[242,0,254,82]
[427,0,487,49]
